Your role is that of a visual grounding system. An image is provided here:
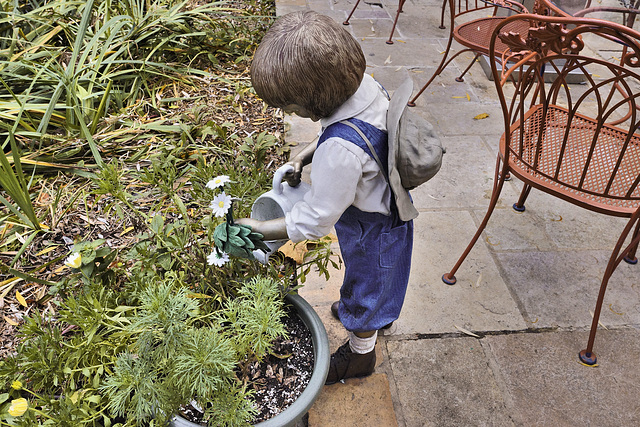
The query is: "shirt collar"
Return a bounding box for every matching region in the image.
[321,74,379,129]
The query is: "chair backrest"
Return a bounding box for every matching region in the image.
[539,0,640,28]
[442,0,529,28]
[490,14,640,214]
[534,0,591,17]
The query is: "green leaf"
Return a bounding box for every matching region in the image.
[241,237,254,250]
[150,215,165,234]
[95,247,111,258]
[213,222,228,245]
[228,235,245,247]
[86,395,101,404]
[227,225,241,237]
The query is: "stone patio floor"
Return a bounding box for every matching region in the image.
[274,0,640,425]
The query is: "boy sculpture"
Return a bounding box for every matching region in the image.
[237,10,413,385]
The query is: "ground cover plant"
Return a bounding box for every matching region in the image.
[0,0,339,425]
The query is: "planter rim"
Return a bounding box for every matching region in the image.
[170,292,330,427]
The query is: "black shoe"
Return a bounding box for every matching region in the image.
[325,341,376,385]
[330,301,394,330]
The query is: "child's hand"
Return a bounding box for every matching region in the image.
[283,160,303,187]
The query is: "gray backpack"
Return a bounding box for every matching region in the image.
[386,78,446,221]
[341,78,445,222]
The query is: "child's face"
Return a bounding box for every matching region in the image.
[283,104,319,122]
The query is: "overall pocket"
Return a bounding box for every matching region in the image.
[379,224,409,268]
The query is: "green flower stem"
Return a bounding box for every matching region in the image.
[29,407,53,420]
[79,402,108,423]
[226,201,235,225]
[22,387,45,401]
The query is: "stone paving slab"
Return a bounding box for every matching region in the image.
[496,249,640,329]
[486,329,640,426]
[399,211,528,335]
[488,187,631,251]
[410,135,520,210]
[385,337,516,427]
[308,374,399,427]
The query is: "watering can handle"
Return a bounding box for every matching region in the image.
[272,164,295,195]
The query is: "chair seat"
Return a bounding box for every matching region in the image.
[503,104,640,214]
[454,16,531,55]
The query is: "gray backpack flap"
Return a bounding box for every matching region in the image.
[397,109,444,189]
[387,78,445,221]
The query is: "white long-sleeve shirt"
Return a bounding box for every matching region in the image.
[285,74,392,242]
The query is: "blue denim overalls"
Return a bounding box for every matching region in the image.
[318,118,413,332]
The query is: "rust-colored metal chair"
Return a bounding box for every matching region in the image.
[407,0,530,106]
[442,14,640,365]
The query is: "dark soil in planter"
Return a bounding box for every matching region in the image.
[179,304,314,425]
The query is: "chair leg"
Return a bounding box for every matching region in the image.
[408,0,456,106]
[513,184,532,212]
[386,0,406,44]
[439,0,451,29]
[343,0,362,26]
[624,220,640,264]
[407,49,473,107]
[455,53,481,83]
[580,208,640,365]
[443,156,508,285]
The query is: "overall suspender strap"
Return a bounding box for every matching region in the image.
[337,120,390,187]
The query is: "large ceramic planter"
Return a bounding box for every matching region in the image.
[170,292,330,427]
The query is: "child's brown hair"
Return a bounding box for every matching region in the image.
[251,11,366,120]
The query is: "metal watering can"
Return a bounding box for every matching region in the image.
[250,164,311,263]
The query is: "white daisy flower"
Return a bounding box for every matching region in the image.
[206,175,230,189]
[64,252,82,269]
[207,250,229,267]
[209,192,232,217]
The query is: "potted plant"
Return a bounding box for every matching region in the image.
[101,274,329,427]
[169,291,329,427]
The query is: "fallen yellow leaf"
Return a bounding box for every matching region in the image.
[4,316,19,326]
[609,304,624,315]
[278,240,308,265]
[35,246,58,256]
[15,290,27,307]
[120,226,135,237]
[473,113,489,120]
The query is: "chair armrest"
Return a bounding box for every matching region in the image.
[574,6,639,25]
[482,0,529,14]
